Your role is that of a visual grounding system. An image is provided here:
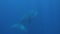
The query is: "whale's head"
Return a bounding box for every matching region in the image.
[22,10,38,19]
[27,10,38,18]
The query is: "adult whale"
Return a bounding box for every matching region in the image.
[10,10,38,32]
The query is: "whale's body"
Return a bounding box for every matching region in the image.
[10,10,38,31]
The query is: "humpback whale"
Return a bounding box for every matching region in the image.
[10,10,38,32]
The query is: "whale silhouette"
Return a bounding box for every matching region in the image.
[10,10,38,32]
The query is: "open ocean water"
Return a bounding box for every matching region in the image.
[0,0,60,34]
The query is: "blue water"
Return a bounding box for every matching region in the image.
[0,0,60,34]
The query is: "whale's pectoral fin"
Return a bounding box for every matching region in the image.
[10,24,27,31]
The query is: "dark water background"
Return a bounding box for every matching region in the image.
[0,0,60,34]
